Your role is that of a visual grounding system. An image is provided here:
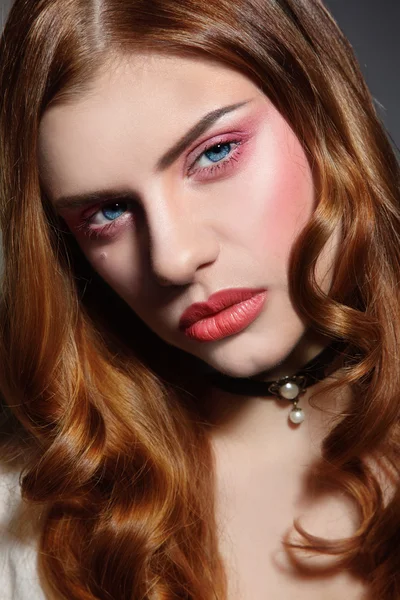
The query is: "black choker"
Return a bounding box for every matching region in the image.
[208,340,348,425]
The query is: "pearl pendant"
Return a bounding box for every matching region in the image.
[268,376,306,426]
[289,406,305,424]
[279,381,300,400]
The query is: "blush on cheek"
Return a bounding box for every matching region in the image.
[264,186,313,254]
[259,148,314,258]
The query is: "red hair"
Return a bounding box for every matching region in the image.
[0,0,399,598]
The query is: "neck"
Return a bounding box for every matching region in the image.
[201,331,346,432]
[249,330,332,383]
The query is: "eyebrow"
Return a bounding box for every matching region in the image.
[53,99,252,211]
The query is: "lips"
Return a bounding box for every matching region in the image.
[179,287,267,330]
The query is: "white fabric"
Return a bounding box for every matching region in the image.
[0,464,47,599]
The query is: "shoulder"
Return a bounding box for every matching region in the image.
[0,461,47,600]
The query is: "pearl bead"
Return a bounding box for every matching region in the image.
[279,381,300,400]
[289,407,305,424]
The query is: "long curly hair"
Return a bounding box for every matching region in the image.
[0,0,399,598]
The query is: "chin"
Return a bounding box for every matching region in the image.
[195,330,305,379]
[202,355,276,378]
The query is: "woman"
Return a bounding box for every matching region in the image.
[0,0,399,598]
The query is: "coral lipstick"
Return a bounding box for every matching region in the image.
[179,288,267,342]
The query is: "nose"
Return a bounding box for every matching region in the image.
[144,194,220,287]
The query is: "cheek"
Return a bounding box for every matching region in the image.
[221,130,315,269]
[79,236,145,303]
[265,160,314,263]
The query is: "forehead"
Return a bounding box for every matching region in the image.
[38,53,263,198]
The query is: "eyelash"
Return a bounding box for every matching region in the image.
[75,136,245,239]
[187,138,242,179]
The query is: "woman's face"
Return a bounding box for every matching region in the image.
[39,53,337,377]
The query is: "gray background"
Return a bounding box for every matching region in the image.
[1,0,399,148]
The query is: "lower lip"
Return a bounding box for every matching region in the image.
[183,291,267,342]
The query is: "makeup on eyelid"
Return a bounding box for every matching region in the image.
[75,205,135,239]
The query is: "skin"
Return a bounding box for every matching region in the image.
[39,53,337,379]
[38,54,368,598]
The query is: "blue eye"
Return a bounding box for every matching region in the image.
[204,143,231,163]
[76,199,134,238]
[102,202,127,221]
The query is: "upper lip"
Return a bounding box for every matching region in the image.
[179,287,266,330]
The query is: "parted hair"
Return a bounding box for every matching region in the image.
[0,0,399,598]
